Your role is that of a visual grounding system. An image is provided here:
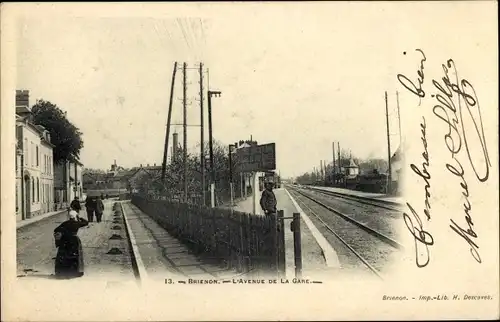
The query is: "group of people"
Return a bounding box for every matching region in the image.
[53,195,106,279]
[70,195,105,223]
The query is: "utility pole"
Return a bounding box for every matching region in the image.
[332,142,336,184]
[199,62,205,206]
[161,62,178,184]
[385,91,392,194]
[319,161,322,182]
[228,144,235,210]
[208,90,222,207]
[396,90,402,145]
[337,142,341,185]
[183,62,188,202]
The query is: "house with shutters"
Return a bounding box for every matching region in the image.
[15,90,55,221]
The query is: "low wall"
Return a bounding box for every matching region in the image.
[131,195,279,275]
[84,189,128,197]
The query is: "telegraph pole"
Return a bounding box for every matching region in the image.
[385,91,392,194]
[208,89,221,207]
[183,62,188,202]
[319,161,322,182]
[337,142,341,185]
[332,142,336,184]
[161,62,178,184]
[199,62,205,206]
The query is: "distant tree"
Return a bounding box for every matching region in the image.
[31,99,84,164]
[358,158,388,174]
[140,139,244,205]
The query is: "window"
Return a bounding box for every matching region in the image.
[30,142,34,166]
[36,178,39,202]
[36,145,39,167]
[31,177,34,203]
[24,139,28,166]
[16,183,19,212]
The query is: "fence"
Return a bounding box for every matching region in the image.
[131,194,284,277]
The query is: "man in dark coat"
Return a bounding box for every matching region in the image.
[85,196,96,222]
[70,196,82,213]
[260,182,277,216]
[95,196,105,223]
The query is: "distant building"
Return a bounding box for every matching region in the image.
[128,164,162,193]
[82,160,141,197]
[15,90,55,221]
[343,158,359,178]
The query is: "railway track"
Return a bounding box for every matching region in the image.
[303,185,403,212]
[287,187,404,279]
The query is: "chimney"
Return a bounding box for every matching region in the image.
[172,133,179,161]
[16,90,30,107]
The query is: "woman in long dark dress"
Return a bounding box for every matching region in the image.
[53,210,89,279]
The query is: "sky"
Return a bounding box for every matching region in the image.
[15,2,496,178]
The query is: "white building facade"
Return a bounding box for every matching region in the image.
[15,104,55,221]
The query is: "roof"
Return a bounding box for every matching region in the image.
[391,145,403,163]
[16,106,31,114]
[345,158,358,168]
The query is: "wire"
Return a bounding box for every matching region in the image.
[199,18,207,46]
[176,18,191,50]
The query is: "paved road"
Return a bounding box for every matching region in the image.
[17,200,134,281]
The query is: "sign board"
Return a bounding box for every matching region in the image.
[235,143,276,173]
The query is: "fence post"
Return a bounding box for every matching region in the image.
[227,212,232,269]
[212,208,218,255]
[277,210,286,278]
[241,214,250,274]
[270,213,278,277]
[292,212,302,279]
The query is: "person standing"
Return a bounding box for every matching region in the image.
[260,182,277,216]
[70,196,82,214]
[95,196,105,223]
[85,196,96,222]
[53,210,88,279]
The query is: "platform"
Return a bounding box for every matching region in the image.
[303,185,403,204]
[233,188,338,279]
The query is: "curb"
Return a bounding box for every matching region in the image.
[16,210,67,230]
[284,188,341,269]
[119,201,149,283]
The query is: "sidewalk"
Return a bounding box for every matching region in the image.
[17,209,67,229]
[121,201,239,282]
[307,185,403,204]
[233,188,335,279]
